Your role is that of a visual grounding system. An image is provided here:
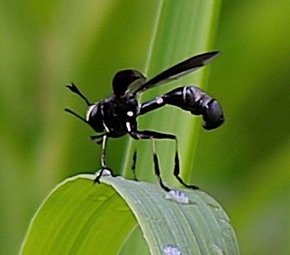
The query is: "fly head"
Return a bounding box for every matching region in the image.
[112,70,145,95]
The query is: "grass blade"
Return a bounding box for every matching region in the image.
[20,175,239,255]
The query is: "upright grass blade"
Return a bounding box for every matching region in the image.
[20,1,240,254]
[122,0,222,186]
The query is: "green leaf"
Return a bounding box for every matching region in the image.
[16,1,241,255]
[20,175,239,255]
[121,0,223,187]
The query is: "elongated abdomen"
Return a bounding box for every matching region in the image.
[139,86,224,130]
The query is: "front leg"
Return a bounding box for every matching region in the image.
[91,134,112,183]
[66,83,92,106]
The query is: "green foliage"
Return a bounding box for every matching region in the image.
[21,175,239,255]
[199,1,290,254]
[1,0,290,254]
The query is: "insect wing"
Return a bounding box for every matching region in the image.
[125,73,147,94]
[133,51,219,94]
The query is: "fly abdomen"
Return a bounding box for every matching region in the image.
[162,86,224,130]
[183,86,224,130]
[201,99,224,130]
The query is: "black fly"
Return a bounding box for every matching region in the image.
[65,51,224,192]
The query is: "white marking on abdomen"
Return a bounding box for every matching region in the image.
[182,87,187,101]
[156,97,163,104]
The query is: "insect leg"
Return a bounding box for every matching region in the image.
[66,82,92,106]
[100,135,108,169]
[131,149,138,181]
[90,134,106,143]
[130,130,173,191]
[130,130,198,190]
[94,134,112,183]
[65,108,88,124]
[151,137,171,192]
[173,139,198,189]
[91,132,139,181]
[65,83,92,125]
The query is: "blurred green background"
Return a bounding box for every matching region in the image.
[1,1,290,255]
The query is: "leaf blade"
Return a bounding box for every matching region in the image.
[21,175,239,255]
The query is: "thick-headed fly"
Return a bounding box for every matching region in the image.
[65,51,224,192]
